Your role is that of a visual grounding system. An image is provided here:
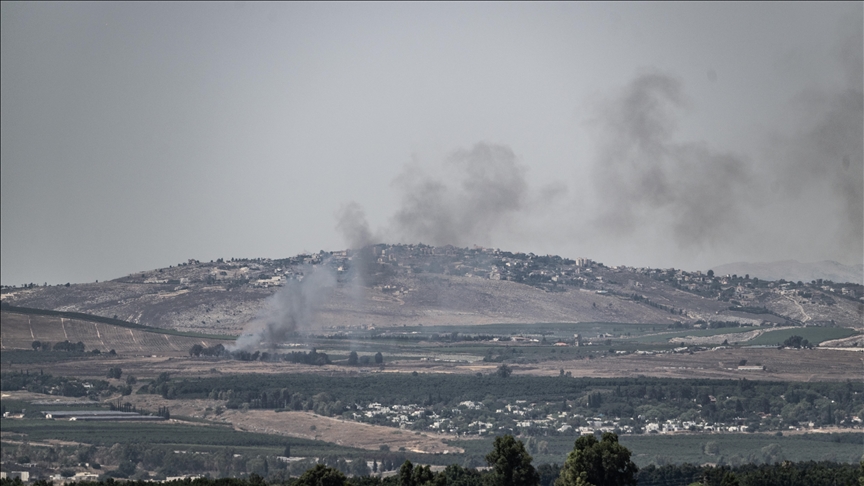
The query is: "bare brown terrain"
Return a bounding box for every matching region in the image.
[120,393,462,454]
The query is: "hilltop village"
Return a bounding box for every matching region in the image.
[2,244,862,334]
[141,243,864,327]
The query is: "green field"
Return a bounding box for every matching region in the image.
[747,327,859,346]
[0,419,363,457]
[626,326,763,344]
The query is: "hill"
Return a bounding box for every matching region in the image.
[2,245,862,337]
[711,260,863,285]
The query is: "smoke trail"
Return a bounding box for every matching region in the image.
[766,22,863,260]
[587,72,756,248]
[232,266,336,351]
[391,142,528,247]
[585,38,862,265]
[333,23,861,266]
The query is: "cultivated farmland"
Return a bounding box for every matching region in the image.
[0,311,229,356]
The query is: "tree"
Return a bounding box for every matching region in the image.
[375,352,384,364]
[31,341,41,351]
[295,464,347,486]
[782,335,810,349]
[395,461,434,486]
[555,433,637,486]
[719,472,740,486]
[485,434,540,486]
[350,458,371,477]
[189,344,204,357]
[400,460,415,486]
[432,463,482,486]
[497,364,513,378]
[348,351,359,365]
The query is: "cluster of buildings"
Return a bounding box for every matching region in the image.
[348,399,768,438]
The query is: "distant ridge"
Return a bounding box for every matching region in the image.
[711,260,863,285]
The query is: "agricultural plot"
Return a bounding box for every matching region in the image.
[0,311,227,356]
[0,419,364,458]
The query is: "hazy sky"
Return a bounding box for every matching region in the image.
[2,2,862,285]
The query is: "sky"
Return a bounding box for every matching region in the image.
[2,2,862,285]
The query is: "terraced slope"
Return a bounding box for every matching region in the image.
[0,310,229,356]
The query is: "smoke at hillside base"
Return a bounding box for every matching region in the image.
[232,267,336,351]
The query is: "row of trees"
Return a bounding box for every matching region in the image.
[0,371,113,399]
[347,351,384,366]
[188,345,333,366]
[31,340,85,352]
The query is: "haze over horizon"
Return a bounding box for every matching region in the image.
[2,2,862,286]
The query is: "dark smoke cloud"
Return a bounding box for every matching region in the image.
[232,267,336,351]
[588,72,756,247]
[390,142,528,247]
[334,25,861,266]
[335,202,379,250]
[768,23,863,260]
[586,37,863,265]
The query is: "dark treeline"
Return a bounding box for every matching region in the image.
[189,345,331,366]
[0,371,113,399]
[0,460,859,486]
[145,373,864,429]
[637,460,862,486]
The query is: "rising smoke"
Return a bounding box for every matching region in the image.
[232,266,336,351]
[335,202,379,250]
[765,22,863,260]
[334,28,862,268]
[390,143,529,247]
[587,72,757,248]
[334,142,535,251]
[584,59,862,264]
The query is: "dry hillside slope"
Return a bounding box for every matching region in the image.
[3,244,861,334]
